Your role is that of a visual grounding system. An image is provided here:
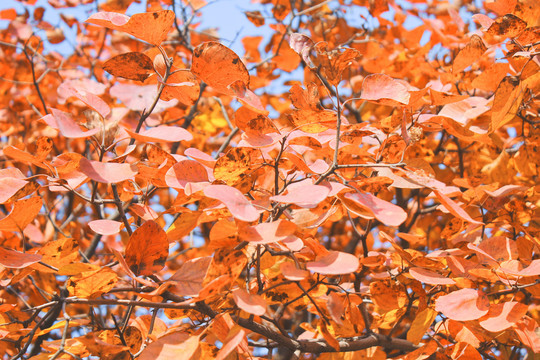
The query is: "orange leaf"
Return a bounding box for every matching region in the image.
[407,308,437,345]
[489,76,524,132]
[486,14,527,38]
[306,251,360,275]
[232,288,267,316]
[125,220,168,276]
[161,70,200,106]
[435,288,490,321]
[0,197,42,231]
[86,10,175,45]
[452,35,487,73]
[79,158,138,184]
[103,52,154,82]
[66,267,118,298]
[280,261,309,281]
[360,74,410,106]
[191,41,250,96]
[0,248,42,268]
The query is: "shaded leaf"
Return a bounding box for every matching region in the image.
[232,288,267,316]
[0,248,42,268]
[125,220,168,276]
[103,52,154,82]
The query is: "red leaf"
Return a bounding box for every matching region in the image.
[86,10,175,46]
[306,251,360,275]
[232,288,267,316]
[435,288,490,321]
[203,184,261,222]
[79,158,138,184]
[360,74,410,106]
[0,247,42,268]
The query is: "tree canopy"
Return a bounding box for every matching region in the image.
[0,0,539,359]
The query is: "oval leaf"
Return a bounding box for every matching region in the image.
[103,52,154,82]
[79,158,138,184]
[86,10,175,45]
[125,220,169,276]
[306,251,360,275]
[232,288,267,316]
[435,288,490,321]
[0,247,42,268]
[88,219,123,235]
[203,184,261,222]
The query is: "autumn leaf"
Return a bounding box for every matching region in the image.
[360,74,410,106]
[79,158,138,184]
[0,247,42,268]
[125,220,169,276]
[0,196,42,231]
[232,288,267,316]
[103,52,154,82]
[203,184,261,222]
[306,251,360,275]
[435,288,490,321]
[86,10,175,45]
[191,41,250,96]
[452,35,487,73]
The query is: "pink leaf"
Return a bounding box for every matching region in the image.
[343,191,407,227]
[110,84,177,112]
[280,261,309,281]
[479,301,528,332]
[239,219,297,245]
[165,160,209,190]
[0,177,28,204]
[270,179,330,208]
[435,288,490,321]
[88,219,123,235]
[58,81,111,118]
[203,184,261,222]
[216,328,246,360]
[232,288,267,316]
[434,190,483,225]
[124,125,193,143]
[170,257,212,297]
[409,267,456,285]
[361,74,410,106]
[513,316,540,353]
[289,33,315,68]
[0,247,42,268]
[43,109,100,139]
[306,251,360,275]
[79,158,138,184]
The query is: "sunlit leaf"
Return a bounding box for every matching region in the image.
[306,251,360,275]
[435,288,490,321]
[0,247,42,268]
[86,10,175,45]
